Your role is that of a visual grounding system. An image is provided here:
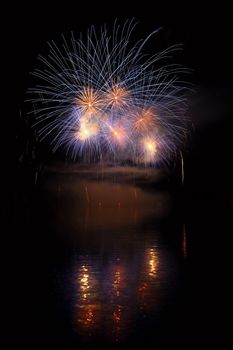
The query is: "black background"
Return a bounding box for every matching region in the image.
[5,2,233,188]
[3,2,233,348]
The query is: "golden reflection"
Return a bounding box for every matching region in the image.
[112,304,123,342]
[113,269,121,297]
[113,305,122,323]
[75,263,100,333]
[111,264,125,342]
[80,265,89,300]
[83,309,94,326]
[148,248,159,278]
[73,245,162,341]
[137,247,160,316]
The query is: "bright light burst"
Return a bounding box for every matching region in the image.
[28,19,190,165]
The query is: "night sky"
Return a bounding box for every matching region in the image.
[7,2,232,206]
[3,2,233,348]
[7,3,233,168]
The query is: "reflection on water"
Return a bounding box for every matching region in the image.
[44,166,171,235]
[39,168,185,347]
[75,263,100,336]
[148,248,159,278]
[73,243,161,345]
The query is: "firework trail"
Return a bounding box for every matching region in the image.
[28,19,190,165]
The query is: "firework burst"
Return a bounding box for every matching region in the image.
[28,19,191,165]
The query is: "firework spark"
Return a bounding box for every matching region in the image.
[28,19,190,165]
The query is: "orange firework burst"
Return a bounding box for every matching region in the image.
[134,107,158,133]
[75,86,103,115]
[110,126,127,146]
[105,85,129,108]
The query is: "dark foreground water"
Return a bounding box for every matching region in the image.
[11,164,229,349]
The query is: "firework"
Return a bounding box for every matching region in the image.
[28,19,190,165]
